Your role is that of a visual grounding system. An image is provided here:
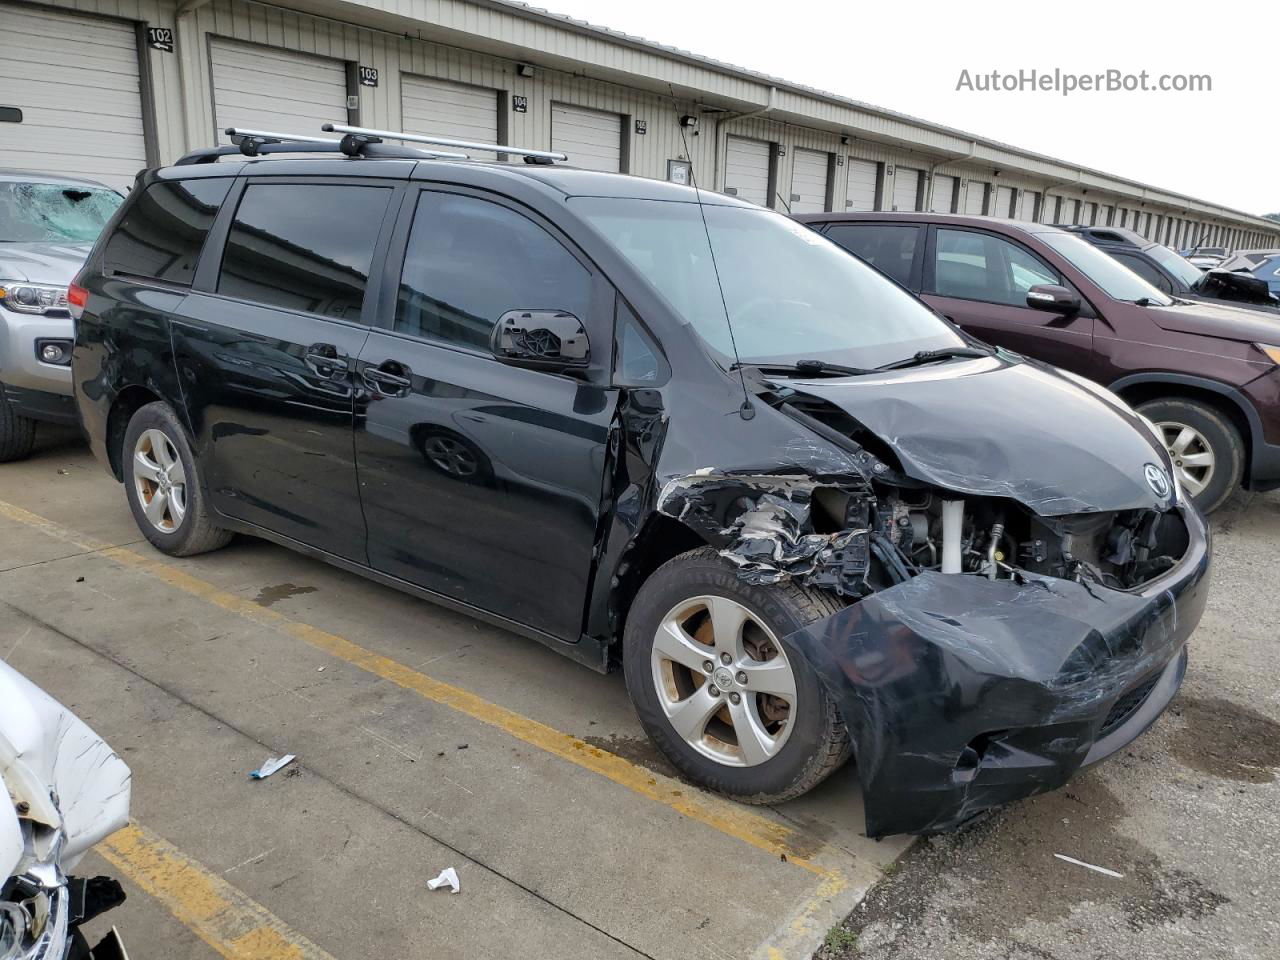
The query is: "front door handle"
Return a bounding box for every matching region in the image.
[305,342,350,378]
[362,360,413,397]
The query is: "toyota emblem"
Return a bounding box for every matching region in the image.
[1144,463,1172,499]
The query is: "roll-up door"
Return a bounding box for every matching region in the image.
[1018,191,1041,222]
[789,148,829,214]
[892,167,921,211]
[551,103,622,172]
[964,181,988,215]
[1101,204,1115,226]
[724,136,771,206]
[930,174,956,213]
[401,76,498,148]
[995,185,1015,218]
[1064,199,1081,224]
[1084,202,1098,225]
[0,2,147,189]
[210,39,349,144]
[846,159,879,210]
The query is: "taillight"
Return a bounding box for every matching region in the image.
[67,282,88,320]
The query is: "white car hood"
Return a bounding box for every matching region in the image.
[0,661,131,878]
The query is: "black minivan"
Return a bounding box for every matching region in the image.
[70,134,1209,837]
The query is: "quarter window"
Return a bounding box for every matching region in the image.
[103,179,231,285]
[823,224,919,287]
[933,228,1060,306]
[395,192,592,350]
[217,184,391,321]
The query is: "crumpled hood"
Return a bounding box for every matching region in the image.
[0,661,131,878]
[1147,298,1280,343]
[0,241,94,285]
[785,356,1171,516]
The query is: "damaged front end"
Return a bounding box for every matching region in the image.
[654,360,1210,837]
[1,663,131,959]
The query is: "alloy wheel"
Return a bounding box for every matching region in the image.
[132,429,187,533]
[423,436,479,478]
[1157,420,1215,498]
[650,595,797,767]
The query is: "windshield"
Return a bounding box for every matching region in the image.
[1040,232,1173,305]
[573,198,963,368]
[0,181,122,243]
[1146,243,1206,287]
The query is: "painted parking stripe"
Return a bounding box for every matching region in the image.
[0,498,825,873]
[98,822,336,960]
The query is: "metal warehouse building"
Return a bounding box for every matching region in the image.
[3,0,1278,250]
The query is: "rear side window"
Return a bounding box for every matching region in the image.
[395,191,592,350]
[217,183,391,321]
[103,179,231,285]
[824,223,919,286]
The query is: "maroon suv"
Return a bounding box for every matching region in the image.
[796,212,1280,513]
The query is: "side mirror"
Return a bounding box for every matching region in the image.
[491,310,590,369]
[1026,283,1080,315]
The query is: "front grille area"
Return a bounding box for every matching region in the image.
[1099,674,1160,737]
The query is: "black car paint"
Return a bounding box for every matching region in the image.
[73,158,1207,836]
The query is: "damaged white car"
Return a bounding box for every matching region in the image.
[1,662,130,959]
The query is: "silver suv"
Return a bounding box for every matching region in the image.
[0,170,122,460]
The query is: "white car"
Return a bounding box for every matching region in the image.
[1,661,131,958]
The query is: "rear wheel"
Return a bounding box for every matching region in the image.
[1136,398,1243,514]
[0,385,36,462]
[623,546,850,803]
[123,402,233,556]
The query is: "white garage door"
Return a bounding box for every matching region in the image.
[994,186,1015,218]
[724,136,771,206]
[1101,204,1115,227]
[1017,190,1040,222]
[551,103,621,172]
[892,167,920,211]
[402,75,497,150]
[0,2,146,189]
[964,181,987,215]
[846,158,878,211]
[929,174,956,213]
[210,39,348,144]
[789,148,829,214]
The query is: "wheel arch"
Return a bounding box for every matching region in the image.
[1110,372,1257,475]
[105,385,165,480]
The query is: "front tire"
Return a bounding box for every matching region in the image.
[1136,398,1243,515]
[123,402,232,556]
[0,385,36,462]
[623,547,851,804]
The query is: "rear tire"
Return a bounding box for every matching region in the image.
[0,385,36,462]
[1136,398,1243,515]
[123,402,233,556]
[623,546,851,804]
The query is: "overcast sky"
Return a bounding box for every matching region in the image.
[546,0,1278,217]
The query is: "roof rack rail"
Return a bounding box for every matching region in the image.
[173,127,467,166]
[322,123,566,164]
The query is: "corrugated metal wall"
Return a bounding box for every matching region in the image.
[11,0,1277,247]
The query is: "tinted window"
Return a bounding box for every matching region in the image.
[1039,232,1172,304]
[217,184,391,320]
[396,192,592,350]
[1112,253,1172,293]
[824,223,918,286]
[103,180,230,285]
[933,228,1059,306]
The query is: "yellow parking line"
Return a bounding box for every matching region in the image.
[0,498,826,873]
[98,822,335,960]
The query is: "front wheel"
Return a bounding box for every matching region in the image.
[623,547,851,804]
[1136,398,1244,515]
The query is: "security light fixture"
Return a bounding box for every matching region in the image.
[679,114,698,129]
[517,63,535,78]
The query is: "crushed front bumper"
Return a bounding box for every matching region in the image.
[784,504,1210,838]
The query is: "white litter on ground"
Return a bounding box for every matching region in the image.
[249,754,296,779]
[427,867,460,894]
[1054,853,1124,878]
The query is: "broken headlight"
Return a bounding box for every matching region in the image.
[0,902,24,960]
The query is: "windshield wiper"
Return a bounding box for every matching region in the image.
[873,345,994,372]
[731,359,876,378]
